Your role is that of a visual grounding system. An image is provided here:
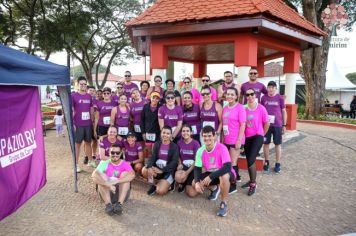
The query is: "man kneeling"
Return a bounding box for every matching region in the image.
[92,144,135,215]
[190,126,236,217]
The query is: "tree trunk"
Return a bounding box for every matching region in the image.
[301,0,333,118]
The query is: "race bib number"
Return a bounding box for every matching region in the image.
[156,159,167,169]
[191,125,197,135]
[183,159,194,167]
[103,116,111,125]
[146,133,156,141]
[223,125,229,136]
[118,127,129,135]
[81,112,90,121]
[203,121,215,129]
[268,115,275,124]
[134,125,141,133]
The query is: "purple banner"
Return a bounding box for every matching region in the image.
[0,85,46,221]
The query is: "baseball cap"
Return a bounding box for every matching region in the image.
[150,91,161,99]
[127,131,136,138]
[267,81,277,87]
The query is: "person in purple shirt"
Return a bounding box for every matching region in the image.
[130,88,147,143]
[142,126,179,196]
[217,71,239,103]
[261,81,287,173]
[175,124,200,195]
[110,94,130,139]
[71,76,95,172]
[158,91,183,143]
[86,85,99,165]
[123,132,144,175]
[240,67,268,104]
[146,75,164,100]
[123,71,139,102]
[112,82,124,105]
[94,87,117,139]
[201,75,218,102]
[99,126,123,160]
[140,81,150,100]
[182,91,201,142]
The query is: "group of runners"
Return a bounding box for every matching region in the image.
[71,68,287,217]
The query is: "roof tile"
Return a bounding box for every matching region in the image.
[126,0,324,36]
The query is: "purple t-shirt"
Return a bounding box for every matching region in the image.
[245,104,269,138]
[99,137,123,157]
[241,82,267,104]
[261,94,285,127]
[130,100,147,132]
[71,92,93,127]
[158,105,183,130]
[158,143,170,161]
[115,106,130,127]
[123,140,142,162]
[177,139,200,162]
[183,104,201,135]
[94,100,116,127]
[200,102,219,130]
[123,83,139,101]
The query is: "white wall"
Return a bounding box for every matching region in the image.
[326,90,356,110]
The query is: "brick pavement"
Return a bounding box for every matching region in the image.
[0,123,355,236]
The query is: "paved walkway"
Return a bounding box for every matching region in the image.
[1,123,355,236]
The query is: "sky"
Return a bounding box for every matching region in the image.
[48,28,356,81]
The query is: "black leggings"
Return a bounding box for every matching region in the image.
[244,135,264,168]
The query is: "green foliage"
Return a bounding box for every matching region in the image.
[301,115,356,125]
[41,106,56,113]
[346,72,356,85]
[71,64,108,77]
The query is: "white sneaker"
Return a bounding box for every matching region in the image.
[88,160,97,168]
[76,166,82,173]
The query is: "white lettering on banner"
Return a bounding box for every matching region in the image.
[0,128,37,168]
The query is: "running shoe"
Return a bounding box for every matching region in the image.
[248,182,257,196]
[228,183,237,195]
[177,184,186,193]
[88,160,97,168]
[147,185,156,196]
[168,181,176,192]
[105,203,114,216]
[208,185,221,201]
[83,156,88,165]
[113,202,123,215]
[76,166,82,173]
[263,161,270,172]
[274,163,281,173]
[241,181,250,189]
[236,173,242,183]
[217,201,228,217]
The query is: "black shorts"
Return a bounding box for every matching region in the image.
[198,171,235,186]
[224,143,244,151]
[75,126,93,143]
[97,125,109,136]
[264,127,282,145]
[182,164,195,186]
[110,183,131,204]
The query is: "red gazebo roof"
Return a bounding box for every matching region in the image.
[127,0,325,36]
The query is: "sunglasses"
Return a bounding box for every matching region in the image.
[249,72,258,75]
[183,81,190,84]
[201,92,211,96]
[111,151,122,156]
[152,96,160,100]
[117,86,123,89]
[202,80,210,82]
[154,80,162,83]
[246,92,255,97]
[103,92,111,95]
[166,96,175,100]
[124,75,131,77]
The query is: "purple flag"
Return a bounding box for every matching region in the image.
[0,86,46,221]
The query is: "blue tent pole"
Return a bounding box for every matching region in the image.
[58,85,78,192]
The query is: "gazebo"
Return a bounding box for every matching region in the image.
[126,0,326,130]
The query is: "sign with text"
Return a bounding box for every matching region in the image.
[0,86,46,221]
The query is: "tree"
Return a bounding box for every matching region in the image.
[346,72,356,85]
[70,64,108,77]
[49,0,142,88]
[285,0,356,118]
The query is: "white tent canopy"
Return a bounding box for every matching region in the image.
[325,61,356,90]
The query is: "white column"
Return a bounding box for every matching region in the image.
[285,73,297,104]
[151,69,166,83]
[234,66,251,85]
